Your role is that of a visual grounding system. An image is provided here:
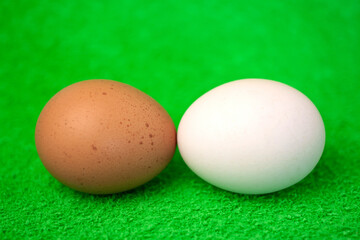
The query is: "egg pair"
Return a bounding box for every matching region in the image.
[35,79,325,195]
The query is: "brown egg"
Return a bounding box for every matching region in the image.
[35,80,176,194]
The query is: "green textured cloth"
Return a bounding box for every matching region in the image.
[1,0,359,239]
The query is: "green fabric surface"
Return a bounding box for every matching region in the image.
[1,0,359,239]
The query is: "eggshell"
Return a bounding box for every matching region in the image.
[35,80,176,194]
[177,79,325,194]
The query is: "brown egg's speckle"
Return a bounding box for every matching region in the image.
[63,152,72,158]
[35,79,176,194]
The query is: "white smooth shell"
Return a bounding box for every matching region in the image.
[178,79,325,194]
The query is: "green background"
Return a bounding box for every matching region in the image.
[1,0,359,239]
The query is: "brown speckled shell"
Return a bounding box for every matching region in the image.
[35,80,176,194]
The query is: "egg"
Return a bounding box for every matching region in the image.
[35,80,176,194]
[177,79,325,194]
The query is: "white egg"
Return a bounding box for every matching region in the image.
[178,79,325,194]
